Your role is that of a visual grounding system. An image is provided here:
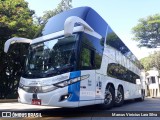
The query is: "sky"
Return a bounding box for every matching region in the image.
[25,0,160,59]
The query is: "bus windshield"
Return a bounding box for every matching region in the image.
[22,34,79,78]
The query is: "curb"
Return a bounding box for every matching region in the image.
[0,99,18,103]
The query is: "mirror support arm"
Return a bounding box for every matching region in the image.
[4,37,31,53]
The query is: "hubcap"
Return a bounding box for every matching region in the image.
[115,90,122,103]
[104,89,112,105]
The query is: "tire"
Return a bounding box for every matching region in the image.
[100,85,115,109]
[114,87,124,107]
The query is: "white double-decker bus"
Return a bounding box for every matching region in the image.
[4,7,144,109]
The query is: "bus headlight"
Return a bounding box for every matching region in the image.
[41,85,58,92]
[19,83,24,88]
[54,74,89,88]
[19,83,30,91]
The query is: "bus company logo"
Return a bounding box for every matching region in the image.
[2,112,11,117]
[28,81,41,86]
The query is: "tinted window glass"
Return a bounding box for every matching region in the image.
[81,48,91,67]
[82,33,104,54]
[106,28,129,55]
[79,33,103,70]
[106,26,142,69]
[22,34,79,78]
[107,63,140,84]
[95,52,102,69]
[82,33,104,69]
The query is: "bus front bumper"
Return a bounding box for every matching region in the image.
[18,87,79,107]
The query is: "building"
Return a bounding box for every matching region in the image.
[145,68,160,97]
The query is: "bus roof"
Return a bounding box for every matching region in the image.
[37,7,107,38]
[36,6,142,69]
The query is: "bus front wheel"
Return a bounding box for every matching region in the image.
[100,85,115,109]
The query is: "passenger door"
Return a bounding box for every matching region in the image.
[79,70,96,106]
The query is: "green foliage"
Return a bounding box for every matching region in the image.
[150,51,160,71]
[0,0,73,98]
[140,51,160,72]
[0,0,39,39]
[140,56,153,71]
[132,14,160,48]
[0,0,39,98]
[0,0,73,99]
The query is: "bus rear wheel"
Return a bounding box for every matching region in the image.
[114,87,124,106]
[100,85,115,109]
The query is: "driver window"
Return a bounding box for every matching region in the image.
[81,47,94,69]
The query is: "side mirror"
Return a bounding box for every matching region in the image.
[136,79,141,85]
[64,16,94,36]
[4,37,31,53]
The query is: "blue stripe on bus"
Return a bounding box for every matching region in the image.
[68,71,81,102]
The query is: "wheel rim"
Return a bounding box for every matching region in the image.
[115,89,122,103]
[104,89,112,105]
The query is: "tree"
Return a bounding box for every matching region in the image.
[0,0,39,98]
[0,0,39,39]
[140,51,160,72]
[42,0,72,22]
[150,51,160,71]
[132,14,160,48]
[0,0,72,98]
[140,56,153,71]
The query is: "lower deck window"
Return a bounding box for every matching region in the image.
[107,63,140,84]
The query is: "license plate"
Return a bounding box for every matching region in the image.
[32,99,41,105]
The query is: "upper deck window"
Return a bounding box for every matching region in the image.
[106,26,141,69]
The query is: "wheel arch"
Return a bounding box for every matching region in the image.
[118,84,124,92]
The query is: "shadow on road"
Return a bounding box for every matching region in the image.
[0,99,149,117]
[37,99,141,117]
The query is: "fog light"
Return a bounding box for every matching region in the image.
[59,94,70,101]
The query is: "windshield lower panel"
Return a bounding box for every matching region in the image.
[22,34,79,78]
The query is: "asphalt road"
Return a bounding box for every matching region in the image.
[0,97,160,120]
